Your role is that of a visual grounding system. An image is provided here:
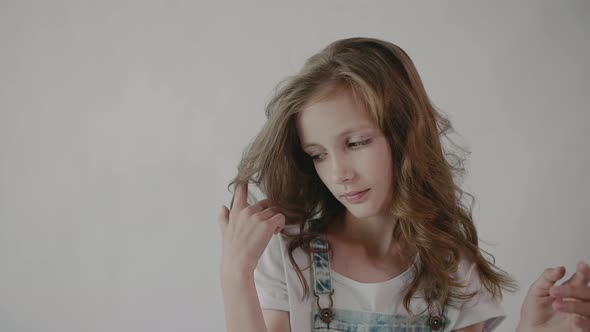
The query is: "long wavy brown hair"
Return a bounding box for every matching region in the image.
[227,37,517,317]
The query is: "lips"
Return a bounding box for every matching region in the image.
[342,189,369,197]
[342,189,370,203]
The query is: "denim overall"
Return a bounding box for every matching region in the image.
[309,235,448,331]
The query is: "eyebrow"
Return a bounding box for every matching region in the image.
[301,125,375,149]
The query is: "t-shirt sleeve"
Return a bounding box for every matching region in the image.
[253,234,290,312]
[449,262,506,332]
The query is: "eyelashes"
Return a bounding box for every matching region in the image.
[310,139,372,162]
[349,139,372,148]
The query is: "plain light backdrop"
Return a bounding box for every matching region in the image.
[0,1,589,331]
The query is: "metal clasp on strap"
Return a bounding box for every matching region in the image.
[309,234,334,324]
[313,289,334,323]
[429,315,443,331]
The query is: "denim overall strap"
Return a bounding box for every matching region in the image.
[307,219,448,331]
[310,236,333,295]
[310,236,335,323]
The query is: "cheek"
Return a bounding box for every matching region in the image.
[375,155,393,176]
[368,145,394,178]
[313,165,330,186]
[314,165,341,197]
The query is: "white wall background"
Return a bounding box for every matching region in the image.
[1,1,588,331]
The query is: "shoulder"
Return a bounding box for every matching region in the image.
[256,223,307,277]
[254,223,312,310]
[444,254,506,332]
[452,254,479,288]
[253,227,300,312]
[450,254,498,305]
[264,223,302,249]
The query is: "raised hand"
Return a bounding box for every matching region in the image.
[218,182,285,279]
[550,261,590,331]
[518,260,590,332]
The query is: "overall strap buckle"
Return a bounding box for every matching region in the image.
[309,236,335,323]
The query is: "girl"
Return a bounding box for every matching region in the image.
[218,37,590,332]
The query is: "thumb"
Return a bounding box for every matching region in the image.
[218,205,229,234]
[530,266,566,296]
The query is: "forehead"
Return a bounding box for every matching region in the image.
[296,87,376,146]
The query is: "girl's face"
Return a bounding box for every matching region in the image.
[296,87,394,219]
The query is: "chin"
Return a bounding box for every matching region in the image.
[346,206,378,219]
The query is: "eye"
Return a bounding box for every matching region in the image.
[349,139,371,149]
[310,153,324,161]
[310,139,372,162]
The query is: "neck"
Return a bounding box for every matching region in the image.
[328,210,400,259]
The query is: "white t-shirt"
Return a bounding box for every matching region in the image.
[254,224,506,332]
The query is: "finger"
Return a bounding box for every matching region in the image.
[573,315,590,330]
[255,198,274,211]
[218,205,230,234]
[267,212,286,235]
[577,261,590,286]
[250,203,277,219]
[553,297,590,316]
[562,262,590,287]
[530,266,566,296]
[550,284,590,300]
[230,182,249,219]
[242,199,274,220]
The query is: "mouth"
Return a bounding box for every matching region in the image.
[341,189,369,197]
[341,189,370,203]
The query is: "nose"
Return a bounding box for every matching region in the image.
[330,152,355,184]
